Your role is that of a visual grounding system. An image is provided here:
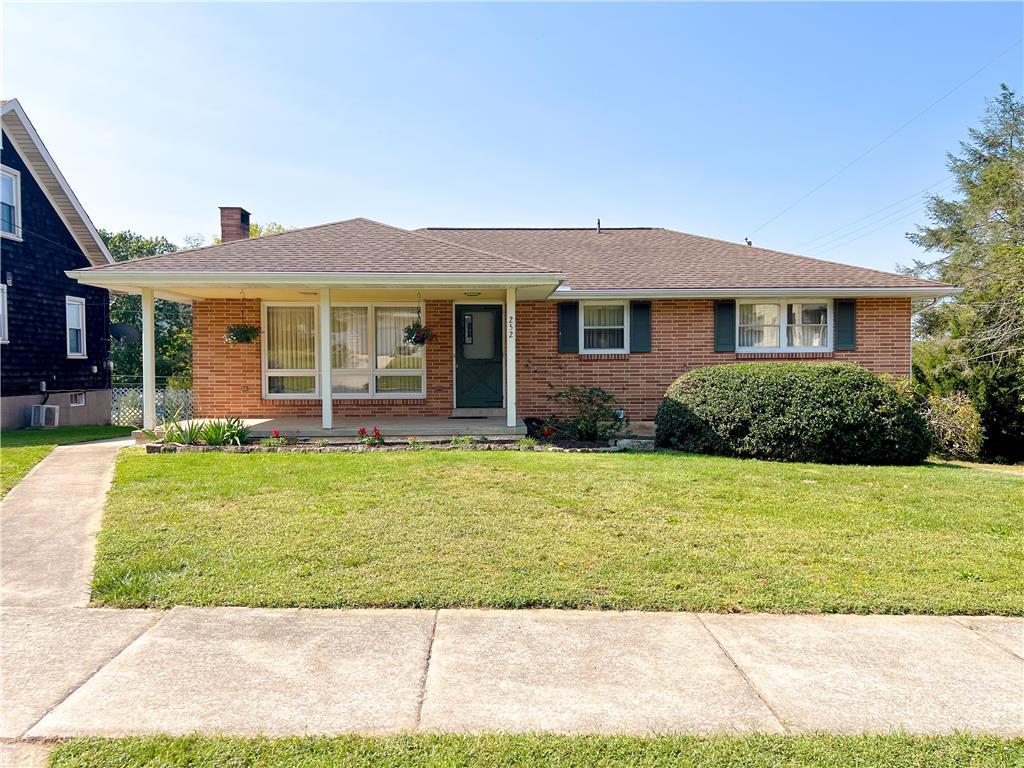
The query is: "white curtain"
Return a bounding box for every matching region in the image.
[266,306,316,370]
[583,304,625,349]
[738,303,780,347]
[787,303,828,347]
[375,307,422,371]
[331,307,369,369]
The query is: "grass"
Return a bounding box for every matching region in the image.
[47,734,1024,768]
[0,425,134,497]
[92,450,1024,614]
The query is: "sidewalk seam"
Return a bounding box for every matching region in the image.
[695,614,789,734]
[948,616,1024,661]
[414,609,440,730]
[18,610,166,740]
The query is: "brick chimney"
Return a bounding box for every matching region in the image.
[219,207,251,242]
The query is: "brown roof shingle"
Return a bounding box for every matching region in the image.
[80,218,557,275]
[419,227,948,291]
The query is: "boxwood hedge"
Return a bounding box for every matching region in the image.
[654,362,930,465]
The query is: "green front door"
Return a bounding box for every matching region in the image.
[455,304,503,408]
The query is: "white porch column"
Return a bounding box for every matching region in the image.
[319,288,333,430]
[141,287,157,431]
[505,287,517,428]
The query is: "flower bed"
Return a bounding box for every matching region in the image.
[147,440,628,454]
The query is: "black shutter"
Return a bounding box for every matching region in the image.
[714,300,736,352]
[557,302,579,353]
[630,301,651,353]
[835,299,856,350]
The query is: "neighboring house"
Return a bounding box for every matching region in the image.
[68,209,957,432]
[0,99,114,429]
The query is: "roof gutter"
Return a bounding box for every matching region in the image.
[551,286,962,299]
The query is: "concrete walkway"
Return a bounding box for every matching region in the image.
[1,441,1022,752]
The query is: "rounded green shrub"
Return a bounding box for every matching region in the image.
[655,362,930,465]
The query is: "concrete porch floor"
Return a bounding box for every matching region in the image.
[185,415,527,439]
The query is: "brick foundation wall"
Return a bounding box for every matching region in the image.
[192,296,910,421]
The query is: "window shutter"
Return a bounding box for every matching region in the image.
[630,301,651,353]
[835,300,856,350]
[557,302,579,353]
[714,300,736,352]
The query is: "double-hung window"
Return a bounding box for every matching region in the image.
[0,167,20,239]
[65,296,86,358]
[736,299,831,352]
[580,301,628,353]
[262,302,425,399]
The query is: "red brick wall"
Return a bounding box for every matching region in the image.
[193,296,910,421]
[193,298,454,418]
[514,297,911,421]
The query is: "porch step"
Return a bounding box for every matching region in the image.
[449,408,506,419]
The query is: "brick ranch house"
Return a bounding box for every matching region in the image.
[68,209,958,434]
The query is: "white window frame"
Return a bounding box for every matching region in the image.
[579,300,630,354]
[260,301,427,401]
[65,296,87,358]
[332,301,427,400]
[0,165,22,242]
[69,391,86,407]
[261,302,320,399]
[0,284,8,343]
[736,298,833,353]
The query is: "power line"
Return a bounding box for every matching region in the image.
[810,208,924,258]
[792,177,953,249]
[746,37,1022,240]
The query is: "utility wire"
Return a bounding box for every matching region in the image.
[811,208,924,257]
[792,177,953,249]
[746,37,1022,241]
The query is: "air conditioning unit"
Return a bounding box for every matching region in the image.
[30,404,60,428]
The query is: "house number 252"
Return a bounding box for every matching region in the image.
[508,316,515,339]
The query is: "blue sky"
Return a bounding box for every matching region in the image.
[4,2,1021,272]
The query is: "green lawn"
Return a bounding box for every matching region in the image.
[92,450,1024,614]
[47,734,1024,768]
[0,425,134,497]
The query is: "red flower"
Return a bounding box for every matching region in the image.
[373,427,381,438]
[272,429,281,438]
[358,427,368,437]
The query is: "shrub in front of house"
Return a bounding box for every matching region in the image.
[923,392,984,461]
[655,362,930,465]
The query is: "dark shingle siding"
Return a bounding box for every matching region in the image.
[1,132,110,397]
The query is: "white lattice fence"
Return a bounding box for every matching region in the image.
[111,385,193,426]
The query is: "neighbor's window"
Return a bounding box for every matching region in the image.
[581,302,627,353]
[0,168,20,238]
[737,300,831,351]
[66,296,86,358]
[0,284,7,343]
[264,305,317,396]
[70,392,86,407]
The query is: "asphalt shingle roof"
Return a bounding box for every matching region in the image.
[419,227,947,291]
[77,217,950,291]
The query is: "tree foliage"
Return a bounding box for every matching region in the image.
[905,85,1024,461]
[100,229,193,385]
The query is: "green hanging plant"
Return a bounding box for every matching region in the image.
[224,323,261,344]
[403,320,436,346]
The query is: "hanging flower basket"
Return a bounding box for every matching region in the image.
[224,323,261,344]
[403,321,436,346]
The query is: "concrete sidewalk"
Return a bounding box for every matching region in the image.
[1,440,1022,748]
[3,606,1021,741]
